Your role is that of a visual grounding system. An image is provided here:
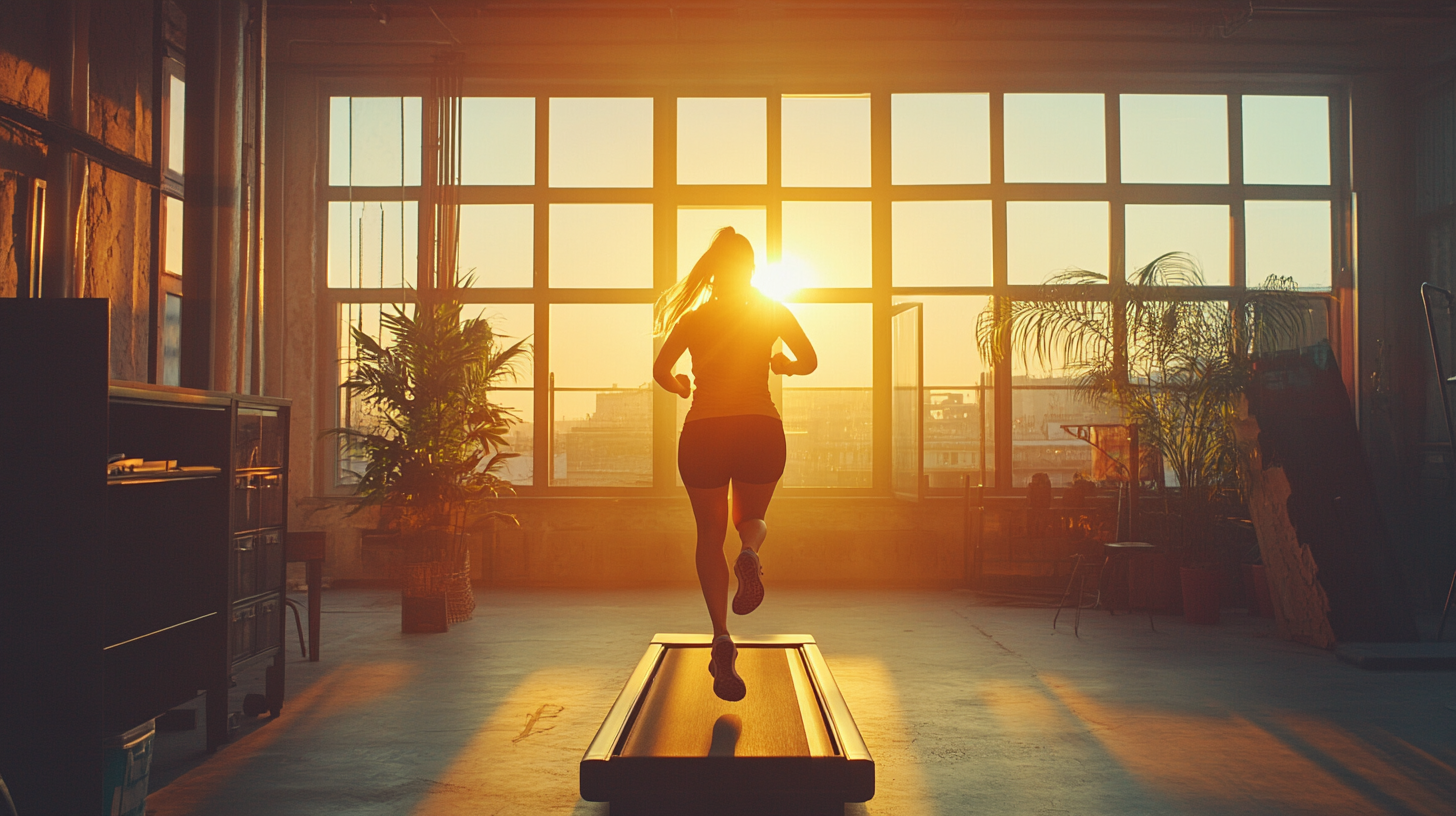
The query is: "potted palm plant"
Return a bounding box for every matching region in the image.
[334,295,528,633]
[977,252,1311,623]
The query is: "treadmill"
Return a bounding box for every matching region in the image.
[580,634,875,816]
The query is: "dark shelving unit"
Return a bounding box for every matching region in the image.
[0,300,290,814]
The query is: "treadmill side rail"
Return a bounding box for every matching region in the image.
[802,642,875,801]
[581,642,666,800]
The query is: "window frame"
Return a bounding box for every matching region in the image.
[314,76,1351,498]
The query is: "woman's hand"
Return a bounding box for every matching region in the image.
[771,352,793,375]
[673,373,692,398]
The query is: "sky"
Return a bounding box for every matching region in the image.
[327,92,1333,405]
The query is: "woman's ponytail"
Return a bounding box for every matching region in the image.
[652,227,751,336]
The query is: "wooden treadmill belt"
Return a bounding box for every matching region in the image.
[621,646,829,758]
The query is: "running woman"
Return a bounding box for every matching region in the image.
[653,227,818,702]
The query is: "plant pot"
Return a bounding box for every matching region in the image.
[1180,566,1222,625]
[445,551,474,624]
[402,593,449,633]
[1249,563,1274,618]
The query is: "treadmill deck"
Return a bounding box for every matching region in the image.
[581,634,873,815]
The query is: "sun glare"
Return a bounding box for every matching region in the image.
[752,255,812,301]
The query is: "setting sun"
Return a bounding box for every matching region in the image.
[753,254,813,301]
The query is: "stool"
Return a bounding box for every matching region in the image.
[282,597,307,658]
[1099,542,1158,632]
[287,531,325,661]
[1053,552,1104,637]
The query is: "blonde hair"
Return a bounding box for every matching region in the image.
[652,227,754,336]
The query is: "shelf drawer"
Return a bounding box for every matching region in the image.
[232,535,258,599]
[231,595,283,663]
[230,603,257,660]
[259,531,284,592]
[236,407,285,470]
[259,473,284,527]
[232,474,258,531]
[257,599,282,652]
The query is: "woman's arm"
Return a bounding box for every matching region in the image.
[653,322,693,398]
[771,306,818,377]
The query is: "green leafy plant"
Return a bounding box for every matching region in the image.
[976,252,1316,557]
[331,295,530,563]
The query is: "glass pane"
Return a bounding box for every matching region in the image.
[461,304,535,486]
[678,98,767,185]
[1242,95,1330,185]
[891,93,990,185]
[1006,201,1109,285]
[910,295,992,386]
[925,389,993,489]
[781,95,871,188]
[677,207,767,279]
[1244,200,1332,290]
[460,97,535,185]
[488,390,534,486]
[549,304,652,486]
[1004,93,1106,184]
[549,204,653,288]
[459,303,535,384]
[161,293,181,387]
[549,98,653,188]
[781,201,872,288]
[167,75,185,175]
[328,97,423,187]
[1125,204,1230,285]
[891,200,993,286]
[549,303,653,389]
[337,303,412,484]
[552,389,652,487]
[458,204,533,288]
[327,201,419,288]
[1011,389,1121,488]
[1119,94,1228,184]
[163,196,184,278]
[781,303,873,487]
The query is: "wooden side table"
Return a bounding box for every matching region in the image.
[287,532,325,661]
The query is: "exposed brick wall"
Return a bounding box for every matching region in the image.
[0,171,16,297]
[0,5,50,114]
[83,164,152,380]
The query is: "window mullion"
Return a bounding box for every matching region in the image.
[990,91,1012,490]
[534,95,552,490]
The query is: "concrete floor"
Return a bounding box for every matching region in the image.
[145,588,1456,816]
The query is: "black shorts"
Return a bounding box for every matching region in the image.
[677,415,787,490]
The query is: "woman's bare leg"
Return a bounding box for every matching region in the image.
[686,485,732,638]
[731,480,778,553]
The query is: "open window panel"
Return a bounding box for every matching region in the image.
[891,302,923,501]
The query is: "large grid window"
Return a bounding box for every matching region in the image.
[322,86,1343,495]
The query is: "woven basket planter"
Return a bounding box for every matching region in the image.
[445,551,475,624]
